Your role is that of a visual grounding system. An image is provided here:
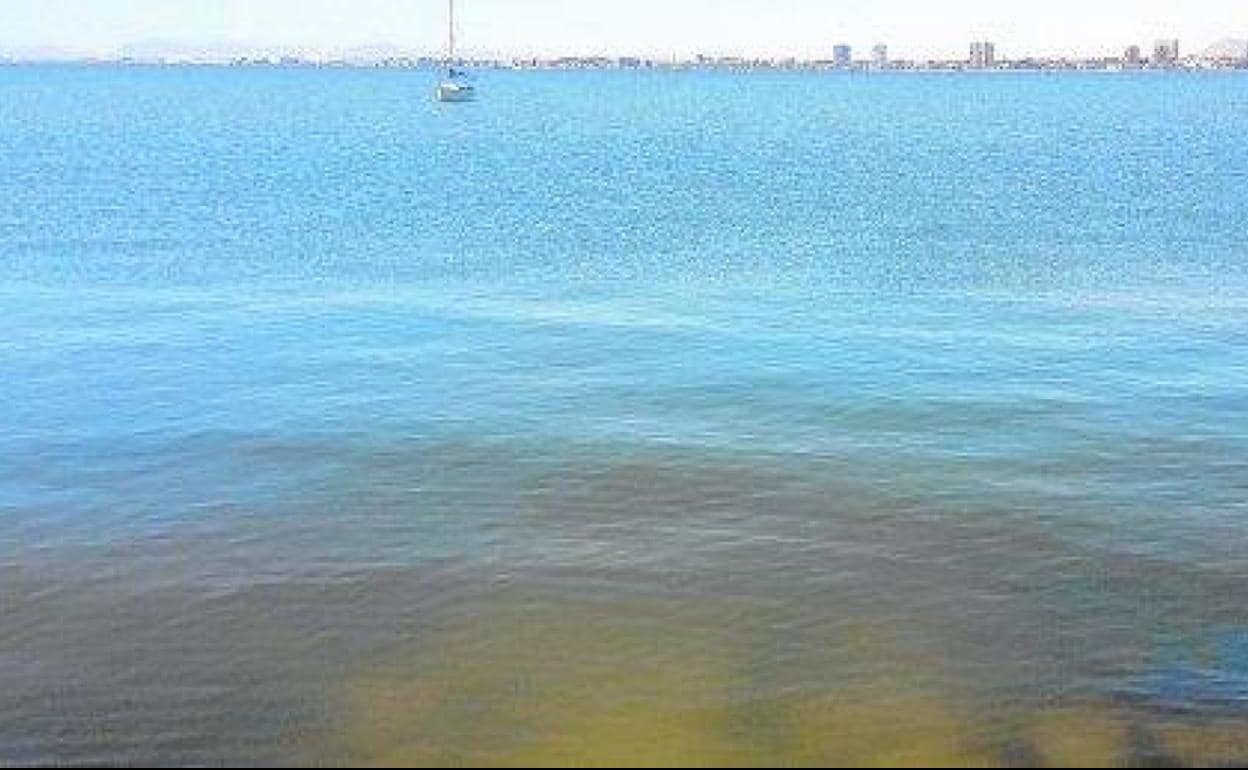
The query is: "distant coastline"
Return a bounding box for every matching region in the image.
[3,54,1247,72]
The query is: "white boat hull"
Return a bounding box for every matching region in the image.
[436,81,475,103]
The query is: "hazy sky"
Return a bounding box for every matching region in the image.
[1,0,1244,59]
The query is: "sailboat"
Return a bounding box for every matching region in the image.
[435,0,475,102]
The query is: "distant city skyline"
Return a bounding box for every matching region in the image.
[1,0,1245,61]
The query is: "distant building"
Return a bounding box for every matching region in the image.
[1152,39,1180,66]
[833,44,852,69]
[969,41,997,69]
[1123,45,1143,66]
[872,43,889,69]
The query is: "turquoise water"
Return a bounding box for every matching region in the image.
[2,66,1248,765]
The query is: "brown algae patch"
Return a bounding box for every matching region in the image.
[1024,708,1131,768]
[314,592,1248,767]
[786,690,996,767]
[328,597,766,766]
[318,594,1005,767]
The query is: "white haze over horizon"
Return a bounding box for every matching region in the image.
[1,0,1245,61]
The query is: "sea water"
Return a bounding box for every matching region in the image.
[2,65,1247,765]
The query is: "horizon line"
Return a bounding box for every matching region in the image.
[3,34,1247,64]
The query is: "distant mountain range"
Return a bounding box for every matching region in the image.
[0,40,433,64]
[1202,38,1248,60]
[116,40,432,63]
[0,46,85,61]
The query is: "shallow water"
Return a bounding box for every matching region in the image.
[1,66,1247,766]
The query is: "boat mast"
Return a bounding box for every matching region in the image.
[448,0,456,69]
